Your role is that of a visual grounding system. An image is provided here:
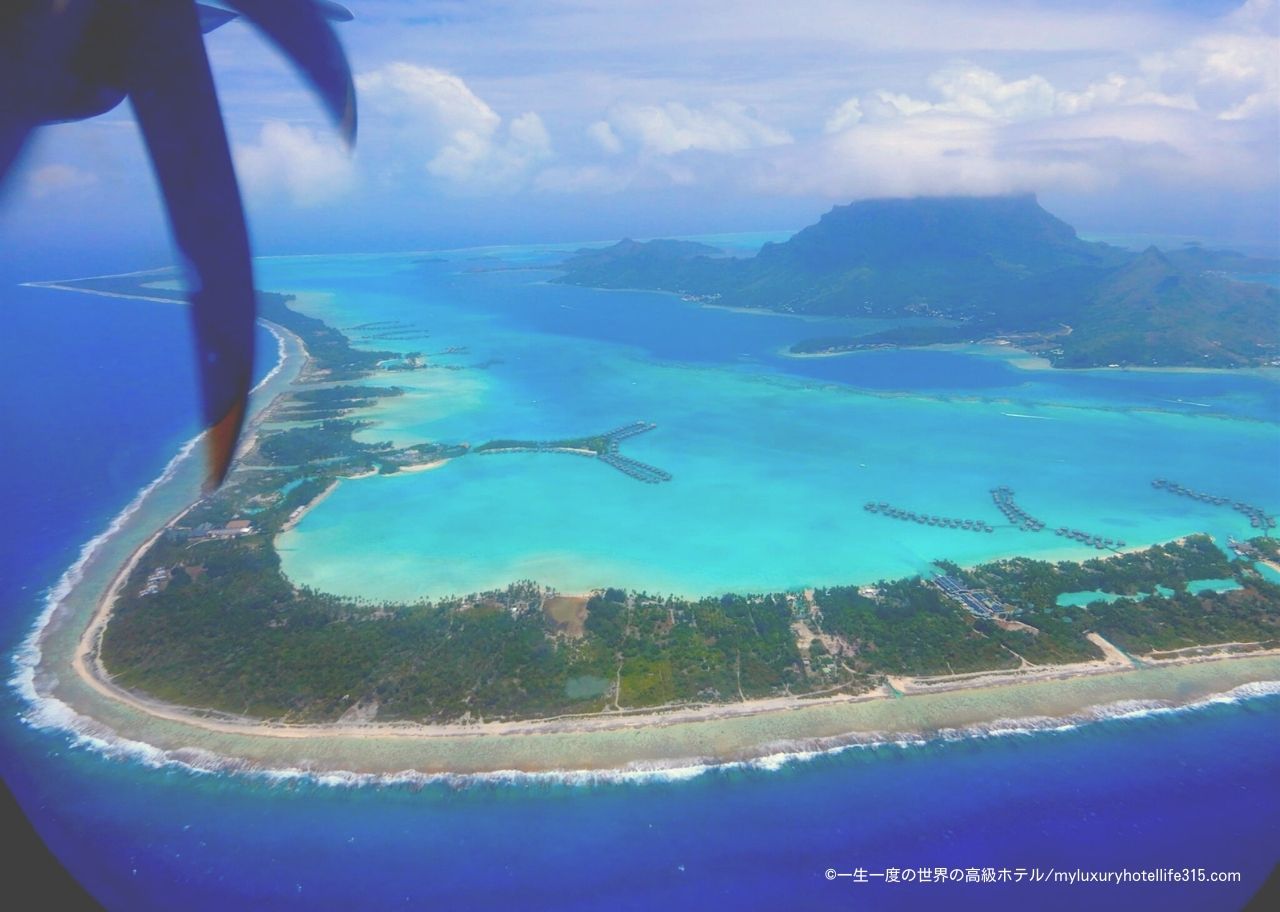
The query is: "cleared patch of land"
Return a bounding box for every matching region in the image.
[544,595,589,638]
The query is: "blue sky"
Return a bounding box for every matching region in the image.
[1,0,1277,269]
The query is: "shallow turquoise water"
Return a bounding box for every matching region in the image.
[255,248,1280,601]
[1056,590,1128,608]
[1186,578,1244,595]
[1056,584,1183,607]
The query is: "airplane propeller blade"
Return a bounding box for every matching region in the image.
[221,0,357,145]
[0,120,32,185]
[1,0,358,489]
[128,0,256,491]
[196,3,238,33]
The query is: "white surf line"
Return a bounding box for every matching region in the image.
[1002,412,1054,419]
[253,321,289,394]
[23,279,291,382]
[22,265,173,283]
[9,301,294,751]
[9,430,206,728]
[1162,399,1213,408]
[20,282,184,305]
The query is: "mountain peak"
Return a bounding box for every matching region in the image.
[762,193,1090,273]
[1138,245,1172,264]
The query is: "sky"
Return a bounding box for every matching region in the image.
[1,0,1277,271]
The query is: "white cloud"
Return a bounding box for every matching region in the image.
[606,101,791,155]
[823,98,863,134]
[850,64,1198,126]
[357,63,553,190]
[358,63,500,138]
[214,1,1278,215]
[1054,74,1197,117]
[25,163,96,198]
[1229,0,1277,23]
[757,113,1098,200]
[861,90,941,120]
[787,2,1277,203]
[1142,30,1279,121]
[534,164,632,194]
[926,66,1060,120]
[587,120,624,154]
[234,122,355,206]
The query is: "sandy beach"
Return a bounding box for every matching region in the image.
[278,479,341,532]
[396,458,452,473]
[19,281,1280,780]
[777,336,1280,379]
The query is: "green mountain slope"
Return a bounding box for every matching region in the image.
[556,195,1279,368]
[1058,248,1280,368]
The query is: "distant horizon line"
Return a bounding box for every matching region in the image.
[8,198,1278,282]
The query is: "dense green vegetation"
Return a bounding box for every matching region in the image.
[942,536,1279,655]
[275,385,404,421]
[257,291,395,379]
[557,195,1280,368]
[814,579,1021,675]
[790,324,972,355]
[1053,248,1280,368]
[253,419,385,466]
[100,530,1280,723]
[474,434,610,454]
[1251,537,1280,561]
[248,418,465,477]
[585,590,817,703]
[949,536,1232,607]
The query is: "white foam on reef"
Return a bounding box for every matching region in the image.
[9,430,205,713]
[7,430,212,782]
[21,266,174,285]
[8,317,297,770]
[253,322,289,394]
[10,319,289,720]
[12,668,1280,791]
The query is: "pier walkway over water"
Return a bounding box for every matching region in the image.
[864,486,1124,551]
[1152,478,1276,531]
[994,486,1121,550]
[863,502,994,533]
[991,486,1045,532]
[474,421,673,484]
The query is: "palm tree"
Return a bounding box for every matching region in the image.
[1,0,356,488]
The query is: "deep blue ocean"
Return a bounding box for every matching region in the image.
[1,273,1278,911]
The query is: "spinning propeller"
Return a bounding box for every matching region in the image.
[0,1,357,489]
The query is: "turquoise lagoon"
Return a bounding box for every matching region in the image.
[1056,586,1178,608]
[258,247,1280,602]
